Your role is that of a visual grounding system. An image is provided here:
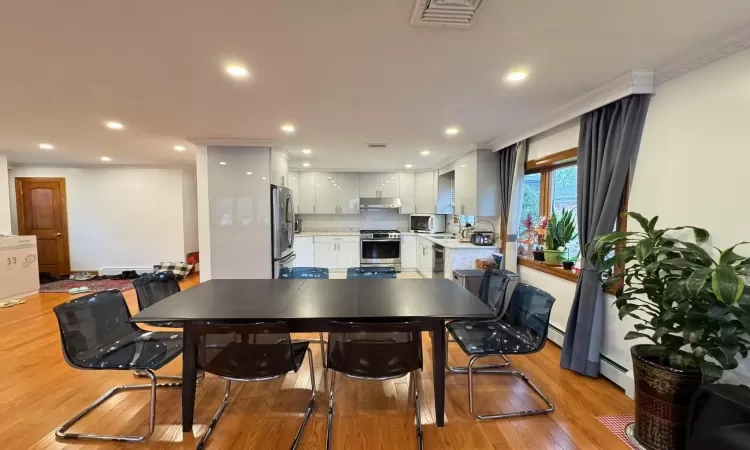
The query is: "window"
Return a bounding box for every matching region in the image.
[550,165,579,259]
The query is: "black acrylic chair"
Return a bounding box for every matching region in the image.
[194,322,315,450]
[446,282,555,420]
[279,266,330,367]
[325,321,423,450]
[345,266,397,279]
[132,271,185,381]
[52,289,183,442]
[446,269,519,373]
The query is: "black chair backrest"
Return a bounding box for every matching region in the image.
[279,267,330,279]
[346,267,397,279]
[132,271,181,311]
[478,269,519,316]
[502,283,556,351]
[327,321,423,378]
[52,289,141,368]
[194,322,299,379]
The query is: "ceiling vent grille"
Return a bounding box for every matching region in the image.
[410,0,484,28]
[367,143,388,149]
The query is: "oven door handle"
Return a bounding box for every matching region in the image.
[361,239,400,242]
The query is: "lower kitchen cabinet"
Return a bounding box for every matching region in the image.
[417,238,433,279]
[313,236,360,269]
[401,235,417,270]
[293,236,315,267]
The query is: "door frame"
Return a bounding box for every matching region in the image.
[15,177,71,275]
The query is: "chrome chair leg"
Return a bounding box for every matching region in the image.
[55,369,181,442]
[307,332,328,368]
[467,355,554,420]
[326,369,337,450]
[197,348,316,450]
[411,371,423,450]
[133,369,203,384]
[445,331,510,373]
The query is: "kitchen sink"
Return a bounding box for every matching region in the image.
[430,236,456,240]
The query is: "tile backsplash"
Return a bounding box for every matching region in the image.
[298,210,409,232]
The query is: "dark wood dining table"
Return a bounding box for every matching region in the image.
[129,278,494,430]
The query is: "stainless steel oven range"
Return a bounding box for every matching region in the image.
[360,229,401,272]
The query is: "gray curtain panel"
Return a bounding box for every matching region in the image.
[497,145,517,230]
[561,94,651,377]
[504,140,527,273]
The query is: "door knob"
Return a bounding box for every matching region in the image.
[56,233,63,236]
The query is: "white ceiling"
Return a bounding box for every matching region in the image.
[1,1,749,171]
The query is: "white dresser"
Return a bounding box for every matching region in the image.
[0,236,40,302]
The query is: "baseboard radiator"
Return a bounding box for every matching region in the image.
[98,267,155,276]
[546,324,635,399]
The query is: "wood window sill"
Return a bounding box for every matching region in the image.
[517,257,580,283]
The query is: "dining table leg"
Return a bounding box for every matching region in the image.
[182,321,197,433]
[432,319,446,427]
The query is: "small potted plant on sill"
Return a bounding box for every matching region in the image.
[544,208,577,266]
[589,212,750,450]
[562,252,578,270]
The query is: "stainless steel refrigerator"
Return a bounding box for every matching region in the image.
[271,185,296,278]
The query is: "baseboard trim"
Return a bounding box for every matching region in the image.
[98,267,154,276]
[547,324,634,398]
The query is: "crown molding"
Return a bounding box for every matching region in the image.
[488,69,654,151]
[655,27,750,85]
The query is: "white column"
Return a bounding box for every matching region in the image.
[0,155,11,236]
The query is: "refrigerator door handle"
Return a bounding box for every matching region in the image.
[285,194,294,249]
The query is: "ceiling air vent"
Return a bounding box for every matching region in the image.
[367,143,388,149]
[410,0,484,28]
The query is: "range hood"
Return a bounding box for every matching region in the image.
[359,197,402,209]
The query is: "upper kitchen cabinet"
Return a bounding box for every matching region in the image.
[399,172,415,214]
[288,171,300,213]
[315,172,338,214]
[270,148,289,186]
[414,171,435,213]
[380,173,400,198]
[360,173,400,198]
[359,173,380,197]
[452,149,500,216]
[336,172,360,214]
[298,172,316,214]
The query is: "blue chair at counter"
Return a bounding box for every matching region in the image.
[279,266,329,367]
[346,266,397,279]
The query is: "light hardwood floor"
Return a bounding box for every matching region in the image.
[0,275,633,449]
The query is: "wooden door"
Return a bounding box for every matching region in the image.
[15,178,70,275]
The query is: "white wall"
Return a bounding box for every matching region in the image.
[0,156,11,235]
[526,120,580,161]
[8,166,189,271]
[181,168,199,254]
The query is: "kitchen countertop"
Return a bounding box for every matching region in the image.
[296,231,498,249]
[296,231,360,237]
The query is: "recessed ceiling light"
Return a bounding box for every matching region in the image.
[261,176,267,180]
[302,162,310,167]
[173,145,186,152]
[445,127,460,136]
[100,156,112,162]
[105,121,124,130]
[460,164,466,168]
[246,172,253,175]
[219,161,227,165]
[225,64,249,78]
[506,69,529,82]
[301,148,312,154]
[420,150,430,156]
[405,164,413,168]
[39,143,54,150]
[280,123,296,134]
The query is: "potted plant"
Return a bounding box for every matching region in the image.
[589,213,750,450]
[521,214,548,261]
[562,252,578,270]
[544,208,577,266]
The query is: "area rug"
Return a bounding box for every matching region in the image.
[597,415,638,449]
[39,279,134,294]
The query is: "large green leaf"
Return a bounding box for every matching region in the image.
[686,268,712,296]
[636,238,654,263]
[698,361,723,383]
[666,226,710,243]
[679,242,715,266]
[719,242,750,266]
[712,266,745,304]
[618,304,640,320]
[628,212,650,232]
[647,216,659,234]
[624,331,651,341]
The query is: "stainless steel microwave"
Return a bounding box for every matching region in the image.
[409,214,446,233]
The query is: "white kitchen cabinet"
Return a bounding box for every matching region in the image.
[336,173,360,214]
[417,239,434,279]
[380,172,400,198]
[359,173,380,197]
[314,242,338,268]
[315,172,338,214]
[270,148,289,187]
[337,242,360,268]
[293,235,314,267]
[399,172,415,214]
[414,171,435,213]
[298,172,316,214]
[451,149,500,216]
[288,171,300,213]
[401,235,418,270]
